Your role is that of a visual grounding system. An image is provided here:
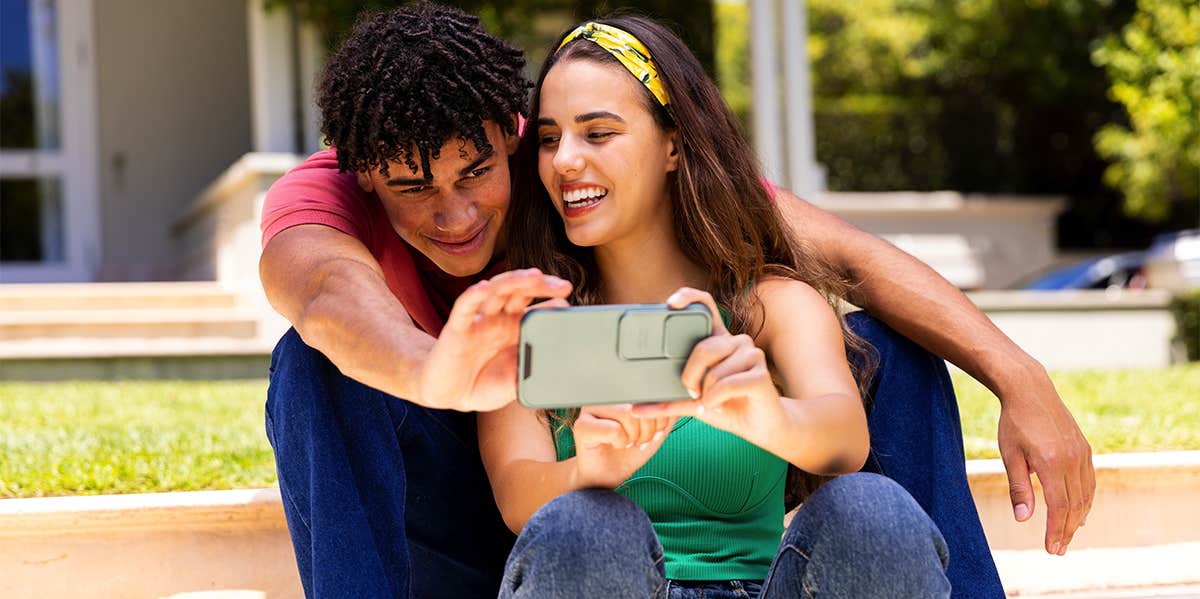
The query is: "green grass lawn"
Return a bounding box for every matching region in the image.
[1,364,1198,498]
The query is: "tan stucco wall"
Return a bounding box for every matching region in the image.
[95,1,252,281]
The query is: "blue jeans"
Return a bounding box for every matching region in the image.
[499,475,951,598]
[265,312,1002,598]
[846,312,1003,598]
[264,328,515,598]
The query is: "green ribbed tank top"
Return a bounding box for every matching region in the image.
[553,416,786,581]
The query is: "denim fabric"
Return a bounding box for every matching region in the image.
[265,310,1002,598]
[501,475,949,598]
[847,312,1005,598]
[498,490,667,599]
[759,473,951,598]
[265,328,515,598]
[665,580,761,599]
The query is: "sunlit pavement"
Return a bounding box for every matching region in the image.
[996,543,1200,597]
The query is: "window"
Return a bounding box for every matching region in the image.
[0,0,98,281]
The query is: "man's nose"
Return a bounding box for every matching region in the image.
[433,191,479,233]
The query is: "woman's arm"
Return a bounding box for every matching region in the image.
[478,403,578,534]
[775,190,1093,555]
[478,402,673,533]
[632,284,868,476]
[752,278,869,474]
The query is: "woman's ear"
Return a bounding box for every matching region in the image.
[665,131,681,172]
[356,171,375,193]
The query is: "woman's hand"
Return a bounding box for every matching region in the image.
[572,404,675,489]
[631,288,786,440]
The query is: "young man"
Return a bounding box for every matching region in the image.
[260,4,1093,598]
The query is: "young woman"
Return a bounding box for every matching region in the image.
[479,15,951,598]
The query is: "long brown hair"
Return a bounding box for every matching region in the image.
[506,14,876,505]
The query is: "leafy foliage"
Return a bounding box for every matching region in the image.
[267,0,713,73]
[1092,0,1200,222]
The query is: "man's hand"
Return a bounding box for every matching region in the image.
[997,362,1094,556]
[418,268,571,412]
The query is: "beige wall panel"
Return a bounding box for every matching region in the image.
[96,1,252,280]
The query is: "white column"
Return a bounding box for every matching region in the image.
[781,0,822,198]
[247,0,297,153]
[750,0,785,186]
[298,24,326,153]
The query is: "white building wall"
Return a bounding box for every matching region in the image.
[95,0,252,281]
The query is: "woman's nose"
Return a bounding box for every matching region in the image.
[552,136,585,176]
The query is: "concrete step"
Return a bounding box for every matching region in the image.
[0,282,285,380]
[0,282,240,311]
[1,453,1197,597]
[0,309,260,341]
[967,451,1200,552]
[994,544,1200,596]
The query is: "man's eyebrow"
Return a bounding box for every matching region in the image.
[386,175,431,187]
[458,148,496,177]
[383,147,497,186]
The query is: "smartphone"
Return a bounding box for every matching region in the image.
[517,303,712,409]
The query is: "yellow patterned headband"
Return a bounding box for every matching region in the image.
[556,22,671,113]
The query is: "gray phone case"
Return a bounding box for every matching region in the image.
[517,303,711,409]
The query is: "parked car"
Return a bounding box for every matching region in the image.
[1017,229,1199,291]
[1143,229,1200,291]
[1017,251,1147,291]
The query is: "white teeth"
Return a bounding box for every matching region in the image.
[563,186,608,206]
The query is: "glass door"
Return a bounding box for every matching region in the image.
[0,0,98,282]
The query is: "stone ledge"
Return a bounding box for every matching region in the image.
[0,489,285,538]
[968,289,1173,312]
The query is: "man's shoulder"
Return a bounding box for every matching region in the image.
[275,149,356,190]
[260,149,381,249]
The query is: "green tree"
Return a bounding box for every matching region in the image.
[1092,0,1200,222]
[269,0,713,74]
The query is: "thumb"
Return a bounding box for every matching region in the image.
[1003,450,1036,522]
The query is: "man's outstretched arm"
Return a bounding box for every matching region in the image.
[260,224,569,412]
[776,190,1094,556]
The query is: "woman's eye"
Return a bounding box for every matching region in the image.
[538,135,559,146]
[588,131,615,141]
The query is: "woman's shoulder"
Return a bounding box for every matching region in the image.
[751,276,826,307]
[748,276,837,342]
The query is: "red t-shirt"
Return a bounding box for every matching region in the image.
[260,149,505,336]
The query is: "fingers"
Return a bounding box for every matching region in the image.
[574,413,629,450]
[527,298,569,313]
[1002,450,1036,525]
[578,404,657,448]
[665,287,728,335]
[1040,472,1071,555]
[1058,463,1085,555]
[680,334,763,400]
[1081,444,1096,527]
[631,398,703,419]
[450,269,572,326]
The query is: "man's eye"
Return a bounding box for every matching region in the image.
[467,166,492,178]
[400,185,433,195]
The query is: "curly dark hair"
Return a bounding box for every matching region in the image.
[316,2,531,178]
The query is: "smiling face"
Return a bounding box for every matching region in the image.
[535,58,679,249]
[358,120,518,276]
